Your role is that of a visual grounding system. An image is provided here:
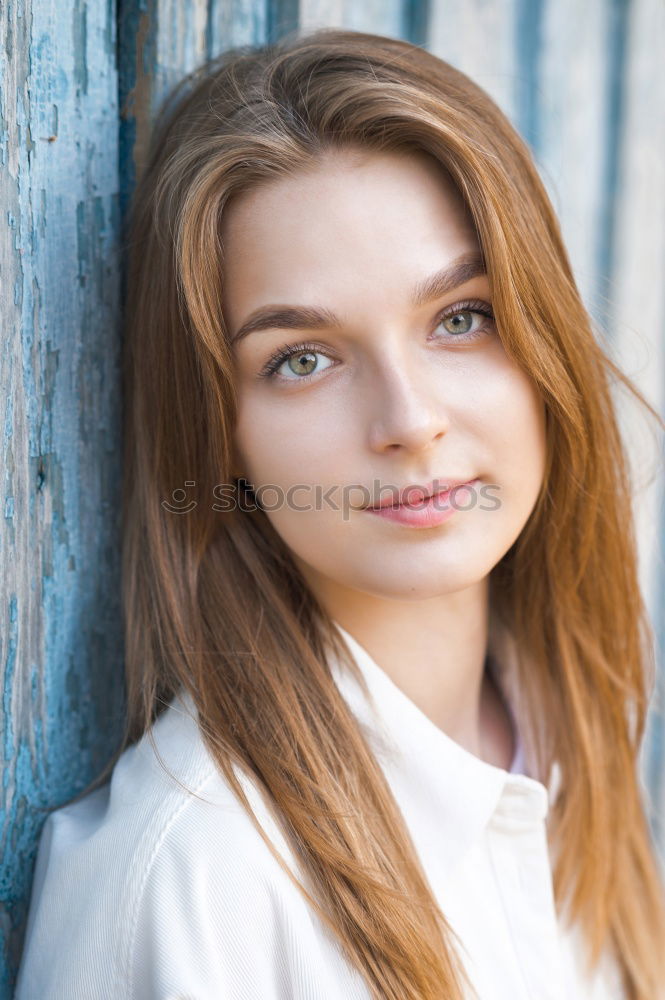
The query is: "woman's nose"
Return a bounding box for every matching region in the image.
[365,360,451,456]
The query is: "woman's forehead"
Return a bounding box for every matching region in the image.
[221,145,469,229]
[220,149,480,317]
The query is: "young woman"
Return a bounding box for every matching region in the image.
[16,27,665,1000]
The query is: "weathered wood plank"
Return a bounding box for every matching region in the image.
[119,0,279,213]
[298,0,404,37]
[533,0,620,325]
[428,0,520,128]
[605,0,665,850]
[298,0,346,31]
[0,1,124,996]
[429,0,622,324]
[208,0,270,51]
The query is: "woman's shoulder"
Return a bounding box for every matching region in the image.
[33,688,278,879]
[15,690,317,1000]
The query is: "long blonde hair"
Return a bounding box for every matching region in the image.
[87,27,665,999]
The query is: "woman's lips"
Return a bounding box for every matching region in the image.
[364,478,480,528]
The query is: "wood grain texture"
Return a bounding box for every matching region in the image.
[428,0,521,127]
[298,0,404,35]
[606,0,665,851]
[2,1,664,996]
[0,1,124,996]
[534,0,616,315]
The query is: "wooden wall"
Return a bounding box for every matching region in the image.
[2,1,663,994]
[1,1,124,993]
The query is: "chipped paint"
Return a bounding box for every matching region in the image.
[1,1,124,996]
[118,3,157,215]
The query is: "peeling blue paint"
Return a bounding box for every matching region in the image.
[1,0,124,994]
[267,0,299,44]
[402,0,430,47]
[2,597,18,770]
[515,0,544,155]
[72,0,89,96]
[117,0,158,222]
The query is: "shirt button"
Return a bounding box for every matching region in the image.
[494,778,549,823]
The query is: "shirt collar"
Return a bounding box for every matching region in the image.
[326,619,554,883]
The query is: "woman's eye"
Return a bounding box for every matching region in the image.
[442,310,475,334]
[258,303,494,382]
[280,349,334,380]
[259,344,336,381]
[437,307,493,339]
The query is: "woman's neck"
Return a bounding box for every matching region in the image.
[298,567,515,768]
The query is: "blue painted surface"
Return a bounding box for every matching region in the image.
[515,0,545,155]
[402,0,430,47]
[594,0,629,334]
[267,0,299,44]
[2,2,663,997]
[1,1,125,996]
[118,0,158,224]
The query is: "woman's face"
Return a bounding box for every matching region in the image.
[221,147,546,601]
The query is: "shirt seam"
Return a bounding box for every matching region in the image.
[119,762,219,999]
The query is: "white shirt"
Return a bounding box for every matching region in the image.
[16,620,625,999]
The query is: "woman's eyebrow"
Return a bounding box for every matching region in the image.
[230,250,486,345]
